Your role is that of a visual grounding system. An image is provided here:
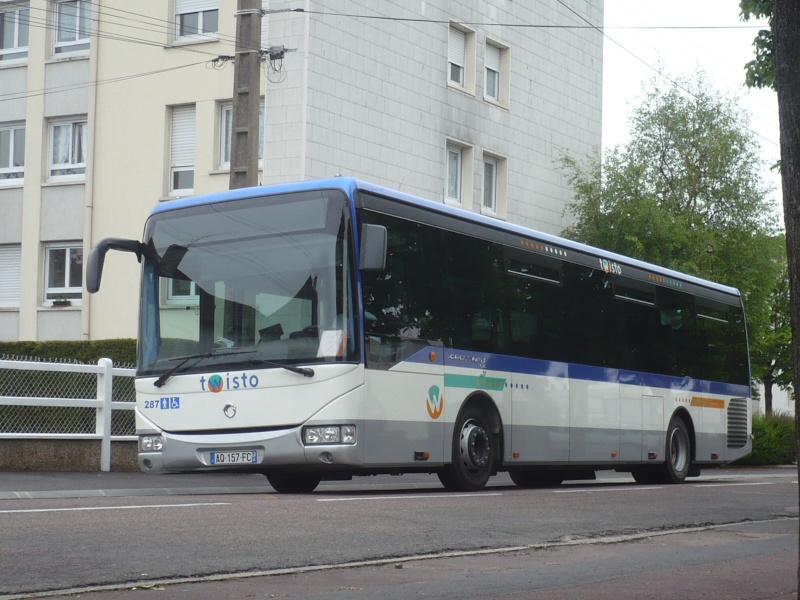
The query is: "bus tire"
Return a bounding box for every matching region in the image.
[661,416,691,484]
[265,472,321,494]
[438,405,497,492]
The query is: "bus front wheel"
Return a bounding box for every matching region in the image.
[265,472,321,494]
[438,405,497,492]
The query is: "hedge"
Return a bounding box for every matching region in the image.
[736,412,796,466]
[0,339,137,366]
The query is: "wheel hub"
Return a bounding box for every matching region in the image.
[460,420,490,471]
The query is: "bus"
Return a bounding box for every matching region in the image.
[87,177,752,493]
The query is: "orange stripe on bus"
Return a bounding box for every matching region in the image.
[691,397,725,409]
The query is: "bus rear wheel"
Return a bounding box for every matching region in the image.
[632,416,692,485]
[438,405,497,492]
[265,472,322,494]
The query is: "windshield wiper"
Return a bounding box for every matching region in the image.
[153,349,256,388]
[242,358,314,378]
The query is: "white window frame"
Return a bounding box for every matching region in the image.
[0,2,29,61]
[484,38,510,107]
[164,277,199,306]
[44,244,83,305]
[482,156,497,213]
[481,151,507,219]
[446,144,462,203]
[49,118,87,180]
[0,244,22,309]
[175,0,219,41]
[0,122,25,183]
[445,140,474,208]
[447,23,476,94]
[170,104,195,196]
[484,43,500,101]
[219,98,265,170]
[448,26,465,87]
[53,0,91,55]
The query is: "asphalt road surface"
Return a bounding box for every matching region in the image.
[0,468,797,599]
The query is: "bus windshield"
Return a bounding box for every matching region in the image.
[137,189,358,376]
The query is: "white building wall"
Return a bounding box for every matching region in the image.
[2,0,603,342]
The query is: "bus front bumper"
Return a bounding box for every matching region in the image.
[138,424,363,474]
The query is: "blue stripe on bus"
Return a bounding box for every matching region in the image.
[400,346,750,398]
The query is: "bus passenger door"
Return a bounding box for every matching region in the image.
[569,366,620,463]
[619,371,643,462]
[362,337,445,466]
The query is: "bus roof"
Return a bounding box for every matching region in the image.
[151,177,742,299]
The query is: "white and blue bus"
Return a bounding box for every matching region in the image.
[87,177,752,493]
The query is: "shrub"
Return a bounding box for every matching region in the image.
[0,339,137,366]
[737,412,796,466]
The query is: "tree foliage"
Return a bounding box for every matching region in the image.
[562,72,782,395]
[740,0,776,90]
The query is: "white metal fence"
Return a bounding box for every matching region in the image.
[0,357,136,471]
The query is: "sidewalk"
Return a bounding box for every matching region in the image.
[0,470,273,500]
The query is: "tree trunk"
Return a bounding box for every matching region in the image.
[763,372,774,415]
[771,3,800,598]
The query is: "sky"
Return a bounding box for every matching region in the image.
[601,0,781,215]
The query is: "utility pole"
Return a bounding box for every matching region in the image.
[229,0,262,190]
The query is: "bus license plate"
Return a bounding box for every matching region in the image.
[210,451,258,465]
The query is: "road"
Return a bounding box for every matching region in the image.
[0,468,797,599]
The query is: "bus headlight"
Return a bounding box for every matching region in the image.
[140,435,164,452]
[303,425,356,446]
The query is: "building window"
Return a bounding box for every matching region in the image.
[445,141,474,208]
[170,104,195,195]
[54,0,91,54]
[49,119,87,179]
[483,156,497,212]
[0,2,29,61]
[447,24,476,94]
[164,278,198,306]
[175,0,218,40]
[44,244,83,303]
[485,44,500,101]
[0,123,25,181]
[481,151,507,219]
[220,99,265,169]
[0,244,22,308]
[446,145,462,202]
[484,39,509,107]
[448,26,465,87]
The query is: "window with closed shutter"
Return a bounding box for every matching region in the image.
[171,105,195,194]
[0,245,21,308]
[448,27,465,86]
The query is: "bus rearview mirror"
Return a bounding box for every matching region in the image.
[360,224,387,272]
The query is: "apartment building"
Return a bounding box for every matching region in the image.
[0,0,603,342]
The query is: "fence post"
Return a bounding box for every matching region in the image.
[96,358,114,471]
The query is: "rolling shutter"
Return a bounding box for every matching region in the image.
[486,44,500,73]
[448,27,466,68]
[174,0,217,14]
[0,245,22,308]
[171,105,196,169]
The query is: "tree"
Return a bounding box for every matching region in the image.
[741,2,800,596]
[749,235,793,414]
[562,73,779,361]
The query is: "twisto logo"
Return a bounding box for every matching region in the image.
[200,372,260,393]
[426,385,444,419]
